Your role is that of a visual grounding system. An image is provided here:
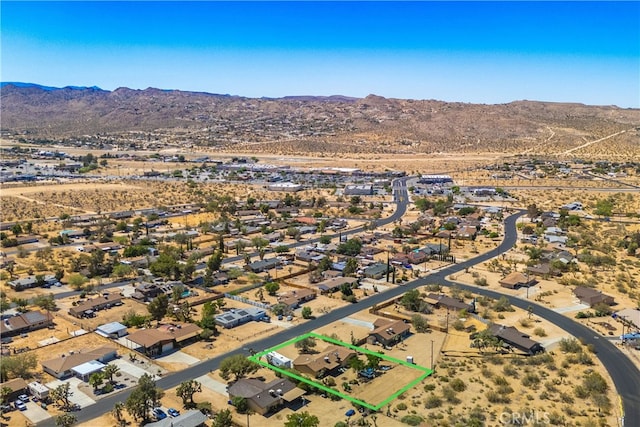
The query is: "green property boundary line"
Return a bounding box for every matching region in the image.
[248,332,433,411]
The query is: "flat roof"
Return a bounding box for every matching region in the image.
[97,322,127,334]
[71,360,105,376]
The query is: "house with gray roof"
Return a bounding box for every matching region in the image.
[227,378,305,415]
[0,310,53,336]
[144,409,208,427]
[215,307,267,329]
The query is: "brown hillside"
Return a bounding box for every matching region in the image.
[1,84,638,158]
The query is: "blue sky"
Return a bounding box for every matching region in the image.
[2,1,639,107]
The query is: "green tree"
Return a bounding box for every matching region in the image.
[149,250,181,279]
[55,413,77,427]
[212,408,233,427]
[400,289,427,312]
[594,198,613,217]
[0,386,12,404]
[366,353,382,369]
[67,273,88,290]
[295,337,317,354]
[103,364,120,384]
[284,411,320,427]
[33,293,57,311]
[301,306,313,319]
[112,263,133,279]
[342,257,358,277]
[348,356,365,373]
[112,402,125,426]
[50,382,72,409]
[199,301,218,333]
[176,379,202,408]
[411,314,429,333]
[207,250,223,272]
[336,238,362,256]
[0,352,37,381]
[10,223,23,236]
[264,281,280,296]
[219,355,259,382]
[125,374,164,422]
[147,294,169,323]
[89,372,105,392]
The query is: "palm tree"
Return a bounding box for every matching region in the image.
[103,364,120,384]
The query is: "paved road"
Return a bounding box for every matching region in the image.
[38,180,640,426]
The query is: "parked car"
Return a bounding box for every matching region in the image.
[167,408,180,417]
[17,394,29,402]
[153,408,167,420]
[14,400,26,411]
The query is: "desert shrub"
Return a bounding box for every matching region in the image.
[496,385,514,395]
[521,373,541,387]
[559,392,574,404]
[400,414,424,426]
[450,378,466,392]
[559,338,582,353]
[518,318,532,328]
[481,367,493,378]
[486,390,510,404]
[582,371,608,394]
[424,394,442,409]
[396,402,408,411]
[503,365,518,377]
[452,320,465,331]
[441,386,460,403]
[474,277,488,286]
[533,327,547,337]
[423,383,436,392]
[493,376,509,386]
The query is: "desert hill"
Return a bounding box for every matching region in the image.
[1,83,638,158]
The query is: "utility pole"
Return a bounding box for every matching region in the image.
[430,340,434,371]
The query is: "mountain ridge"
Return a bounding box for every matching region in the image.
[1,82,638,158]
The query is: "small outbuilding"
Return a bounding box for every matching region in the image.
[96,322,128,339]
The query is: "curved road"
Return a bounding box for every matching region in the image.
[38,178,639,425]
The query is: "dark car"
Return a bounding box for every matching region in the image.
[153,408,167,420]
[168,408,180,417]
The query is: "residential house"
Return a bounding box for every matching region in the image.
[245,258,280,273]
[214,308,267,329]
[487,324,544,355]
[425,293,474,313]
[131,283,163,301]
[573,287,614,307]
[499,272,538,289]
[526,262,559,278]
[367,318,411,347]
[126,323,203,357]
[7,276,37,290]
[293,345,357,378]
[227,378,305,415]
[0,310,53,337]
[295,250,324,263]
[41,346,117,379]
[0,378,28,402]
[362,263,388,280]
[144,410,208,427]
[277,289,317,309]
[456,225,478,240]
[312,277,358,294]
[68,293,122,318]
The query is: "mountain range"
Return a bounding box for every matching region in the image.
[1,82,638,158]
